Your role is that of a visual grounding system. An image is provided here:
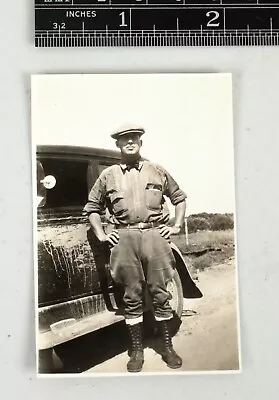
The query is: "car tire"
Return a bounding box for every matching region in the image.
[167,269,184,319]
[143,269,184,338]
[38,348,64,373]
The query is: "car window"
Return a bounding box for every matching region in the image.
[39,157,91,209]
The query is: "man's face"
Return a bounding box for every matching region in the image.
[116,133,142,157]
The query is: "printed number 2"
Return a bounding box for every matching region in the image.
[119,11,128,27]
[53,22,66,29]
[206,11,220,27]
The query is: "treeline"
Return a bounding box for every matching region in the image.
[169,213,234,233]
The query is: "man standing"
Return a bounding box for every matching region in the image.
[83,125,187,373]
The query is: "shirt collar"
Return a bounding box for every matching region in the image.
[120,160,144,171]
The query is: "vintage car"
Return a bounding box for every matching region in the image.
[36,145,202,369]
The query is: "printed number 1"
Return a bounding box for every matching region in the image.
[119,11,128,27]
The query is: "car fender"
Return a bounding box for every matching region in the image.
[170,242,203,299]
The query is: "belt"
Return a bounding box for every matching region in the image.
[116,222,162,230]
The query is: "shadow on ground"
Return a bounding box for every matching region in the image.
[39,312,182,374]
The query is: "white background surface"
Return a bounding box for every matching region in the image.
[1,0,279,398]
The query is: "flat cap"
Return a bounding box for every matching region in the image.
[111,124,145,140]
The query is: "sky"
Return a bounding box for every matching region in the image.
[31,73,235,216]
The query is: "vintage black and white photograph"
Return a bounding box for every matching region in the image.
[31,73,240,375]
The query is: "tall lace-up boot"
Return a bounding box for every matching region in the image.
[126,323,144,372]
[157,320,182,369]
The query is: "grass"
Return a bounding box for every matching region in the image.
[172,229,235,274]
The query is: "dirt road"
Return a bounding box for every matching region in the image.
[83,259,240,374]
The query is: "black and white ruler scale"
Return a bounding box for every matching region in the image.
[35,0,279,47]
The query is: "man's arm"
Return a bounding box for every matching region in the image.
[159,167,187,239]
[89,212,119,246]
[159,200,186,239]
[89,213,107,242]
[173,199,186,233]
[84,170,119,247]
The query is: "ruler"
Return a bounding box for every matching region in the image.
[35,1,279,47]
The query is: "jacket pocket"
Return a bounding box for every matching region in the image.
[145,185,163,211]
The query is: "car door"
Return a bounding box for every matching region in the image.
[36,151,122,350]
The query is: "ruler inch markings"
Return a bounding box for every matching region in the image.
[35,3,279,47]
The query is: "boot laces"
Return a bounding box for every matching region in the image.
[160,321,174,350]
[128,325,143,351]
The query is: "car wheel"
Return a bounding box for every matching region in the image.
[38,348,63,373]
[167,269,183,318]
